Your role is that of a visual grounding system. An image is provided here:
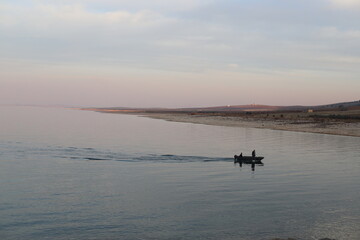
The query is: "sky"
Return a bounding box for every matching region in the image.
[1,0,359,108]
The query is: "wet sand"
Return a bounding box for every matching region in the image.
[142,113,360,137]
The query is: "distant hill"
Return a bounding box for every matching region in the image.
[87,100,360,113]
[312,100,360,111]
[176,100,360,113]
[177,104,282,112]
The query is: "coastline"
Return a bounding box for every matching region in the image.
[141,112,360,137]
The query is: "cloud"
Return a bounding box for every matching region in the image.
[329,0,360,9]
[32,0,214,13]
[320,27,360,39]
[1,0,360,74]
[0,3,171,29]
[0,2,178,66]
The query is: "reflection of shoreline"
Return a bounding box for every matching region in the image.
[141,113,360,137]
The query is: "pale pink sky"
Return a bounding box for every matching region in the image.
[1,0,359,107]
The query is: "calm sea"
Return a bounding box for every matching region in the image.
[0,106,359,240]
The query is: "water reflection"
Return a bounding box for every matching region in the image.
[236,161,264,171]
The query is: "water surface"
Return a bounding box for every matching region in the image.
[0,106,359,240]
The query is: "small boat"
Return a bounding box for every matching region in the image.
[234,155,264,164]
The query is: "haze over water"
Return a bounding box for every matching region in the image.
[0,106,359,240]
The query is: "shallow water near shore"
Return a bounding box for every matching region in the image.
[1,106,359,240]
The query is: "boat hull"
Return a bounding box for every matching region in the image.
[234,156,264,164]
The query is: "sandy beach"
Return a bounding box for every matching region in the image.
[142,112,360,137]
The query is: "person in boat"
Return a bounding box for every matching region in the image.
[239,152,243,158]
[252,150,256,158]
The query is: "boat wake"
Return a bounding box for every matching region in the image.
[134,154,232,163]
[51,146,233,163]
[5,142,234,163]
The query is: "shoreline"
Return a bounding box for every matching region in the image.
[140,112,360,137]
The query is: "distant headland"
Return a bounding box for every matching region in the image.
[83,100,360,137]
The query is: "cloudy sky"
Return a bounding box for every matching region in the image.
[1,0,359,107]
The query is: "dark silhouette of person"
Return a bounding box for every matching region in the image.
[252,150,256,158]
[239,152,243,157]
